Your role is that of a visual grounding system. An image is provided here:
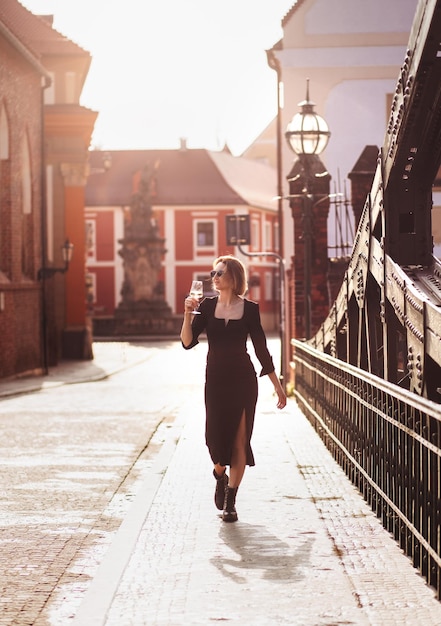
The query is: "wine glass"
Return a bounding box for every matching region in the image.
[189,280,203,314]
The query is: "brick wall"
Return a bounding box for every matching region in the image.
[0,38,44,377]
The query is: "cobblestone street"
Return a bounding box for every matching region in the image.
[0,340,201,625]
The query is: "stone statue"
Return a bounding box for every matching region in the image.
[118,162,165,303]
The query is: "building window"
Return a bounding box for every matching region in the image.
[195,272,214,296]
[44,72,55,105]
[264,272,273,301]
[65,72,76,103]
[265,220,272,250]
[0,104,9,160]
[274,221,280,252]
[21,134,32,277]
[251,219,259,250]
[194,219,216,257]
[46,165,54,261]
[21,135,31,215]
[86,219,96,260]
[249,272,261,301]
[196,221,214,246]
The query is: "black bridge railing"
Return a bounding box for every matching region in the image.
[292,339,441,598]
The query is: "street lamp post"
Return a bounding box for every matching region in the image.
[285,80,330,340]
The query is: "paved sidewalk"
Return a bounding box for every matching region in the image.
[70,382,441,625]
[0,341,156,398]
[3,342,441,625]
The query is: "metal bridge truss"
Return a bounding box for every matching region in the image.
[309,0,441,403]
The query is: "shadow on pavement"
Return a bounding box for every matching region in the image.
[211,522,314,583]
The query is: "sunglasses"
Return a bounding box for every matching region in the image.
[210,269,226,278]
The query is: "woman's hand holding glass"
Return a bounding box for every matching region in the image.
[187,280,203,314]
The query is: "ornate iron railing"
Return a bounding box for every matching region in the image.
[292,338,441,598]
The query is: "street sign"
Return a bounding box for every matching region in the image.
[225,214,250,245]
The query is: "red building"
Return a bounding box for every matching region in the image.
[0,1,96,379]
[85,146,281,332]
[0,2,47,377]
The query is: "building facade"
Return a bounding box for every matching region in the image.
[85,147,281,332]
[0,1,96,379]
[243,0,420,259]
[0,6,47,377]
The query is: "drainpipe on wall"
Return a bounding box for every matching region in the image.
[266,48,288,390]
[266,48,284,258]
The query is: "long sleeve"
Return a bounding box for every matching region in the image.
[246,301,275,376]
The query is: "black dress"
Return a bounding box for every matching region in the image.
[183,296,275,467]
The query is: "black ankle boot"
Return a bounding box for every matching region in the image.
[213,469,229,510]
[222,486,238,523]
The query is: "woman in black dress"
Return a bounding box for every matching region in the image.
[180,255,286,522]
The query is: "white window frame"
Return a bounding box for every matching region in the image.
[274,221,280,253]
[194,219,216,257]
[251,218,260,251]
[65,72,76,103]
[194,271,214,296]
[264,219,272,251]
[44,72,55,105]
[85,219,97,261]
[264,271,273,301]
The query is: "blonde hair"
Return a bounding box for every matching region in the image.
[214,255,247,296]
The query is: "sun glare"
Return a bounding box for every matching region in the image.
[20,0,294,154]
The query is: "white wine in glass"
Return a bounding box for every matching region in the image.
[189,280,203,314]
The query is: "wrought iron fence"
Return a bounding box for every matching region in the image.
[292,338,441,598]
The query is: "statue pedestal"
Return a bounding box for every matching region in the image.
[113,300,181,336]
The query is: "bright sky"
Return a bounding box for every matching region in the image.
[21,0,294,155]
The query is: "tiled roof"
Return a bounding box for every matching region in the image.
[85,149,277,211]
[0,0,89,58]
[208,150,277,210]
[281,1,303,27]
